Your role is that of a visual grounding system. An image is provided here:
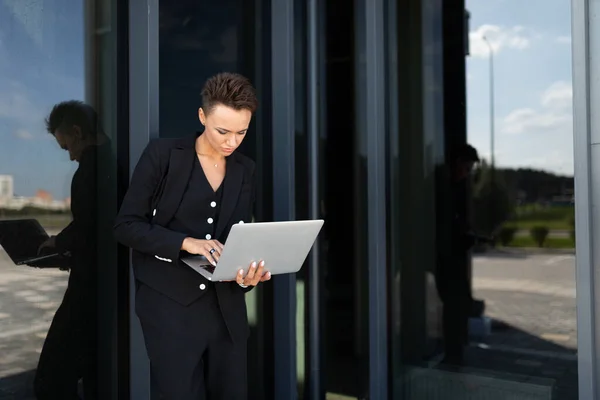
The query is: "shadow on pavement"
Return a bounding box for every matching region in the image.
[458,318,578,400]
[0,369,35,400]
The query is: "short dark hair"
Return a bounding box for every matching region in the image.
[454,144,480,163]
[201,72,258,114]
[45,100,100,139]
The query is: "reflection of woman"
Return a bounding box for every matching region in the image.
[114,72,270,399]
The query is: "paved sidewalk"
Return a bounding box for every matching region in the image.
[0,252,67,399]
[461,251,579,399]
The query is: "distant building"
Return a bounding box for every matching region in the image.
[0,175,13,199]
[35,189,53,202]
[0,177,68,211]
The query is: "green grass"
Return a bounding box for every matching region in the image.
[503,236,574,249]
[504,205,574,231]
[503,220,571,230]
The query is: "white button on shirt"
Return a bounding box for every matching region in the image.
[210,201,217,208]
[199,284,206,290]
[205,234,212,240]
[207,217,214,224]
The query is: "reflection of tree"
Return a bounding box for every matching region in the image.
[0,207,71,231]
[0,206,68,216]
[472,162,514,235]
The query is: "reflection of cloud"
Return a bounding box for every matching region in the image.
[2,0,44,49]
[541,81,572,109]
[469,25,537,58]
[0,80,47,138]
[501,81,572,135]
[14,128,33,140]
[468,81,575,175]
[0,81,42,121]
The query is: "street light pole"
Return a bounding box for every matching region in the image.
[482,36,497,239]
[483,36,495,170]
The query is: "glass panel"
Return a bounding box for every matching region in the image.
[0,0,123,398]
[294,0,308,394]
[390,0,577,399]
[320,0,368,398]
[157,1,271,399]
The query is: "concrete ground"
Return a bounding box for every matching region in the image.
[466,249,578,399]
[0,250,67,400]
[0,248,580,399]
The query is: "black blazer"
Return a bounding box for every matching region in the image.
[114,134,256,341]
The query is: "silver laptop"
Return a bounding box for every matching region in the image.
[181,219,324,281]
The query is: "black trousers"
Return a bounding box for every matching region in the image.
[136,283,247,400]
[34,287,97,400]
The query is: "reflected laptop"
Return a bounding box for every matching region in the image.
[0,219,65,267]
[181,220,324,281]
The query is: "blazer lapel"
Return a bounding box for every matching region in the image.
[215,158,244,238]
[154,147,195,226]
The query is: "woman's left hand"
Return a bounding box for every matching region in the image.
[236,260,271,287]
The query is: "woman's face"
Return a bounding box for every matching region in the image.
[198,103,251,157]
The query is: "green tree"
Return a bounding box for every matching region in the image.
[472,163,514,237]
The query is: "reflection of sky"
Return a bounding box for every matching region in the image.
[1,0,575,198]
[0,0,84,198]
[466,0,573,175]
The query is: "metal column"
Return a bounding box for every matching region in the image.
[128,0,159,398]
[354,0,388,397]
[271,0,297,398]
[307,0,324,397]
[572,0,600,399]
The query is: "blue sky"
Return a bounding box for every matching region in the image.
[0,0,574,199]
[466,0,573,176]
[0,0,83,199]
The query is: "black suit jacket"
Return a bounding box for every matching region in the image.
[113,134,256,341]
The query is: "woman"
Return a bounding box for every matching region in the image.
[114,72,270,399]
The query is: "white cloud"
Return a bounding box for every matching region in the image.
[489,81,574,174]
[13,128,33,140]
[469,25,537,58]
[541,81,572,109]
[501,81,572,135]
[0,80,47,139]
[0,81,40,121]
[556,36,571,44]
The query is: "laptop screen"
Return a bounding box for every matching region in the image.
[0,219,49,263]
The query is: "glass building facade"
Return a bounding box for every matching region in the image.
[0,0,597,399]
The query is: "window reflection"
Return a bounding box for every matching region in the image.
[0,1,121,399]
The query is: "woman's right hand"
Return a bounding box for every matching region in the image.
[181,238,224,265]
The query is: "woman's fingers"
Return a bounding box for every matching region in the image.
[243,261,257,284]
[261,271,272,282]
[204,241,222,263]
[243,261,267,286]
[200,246,218,265]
